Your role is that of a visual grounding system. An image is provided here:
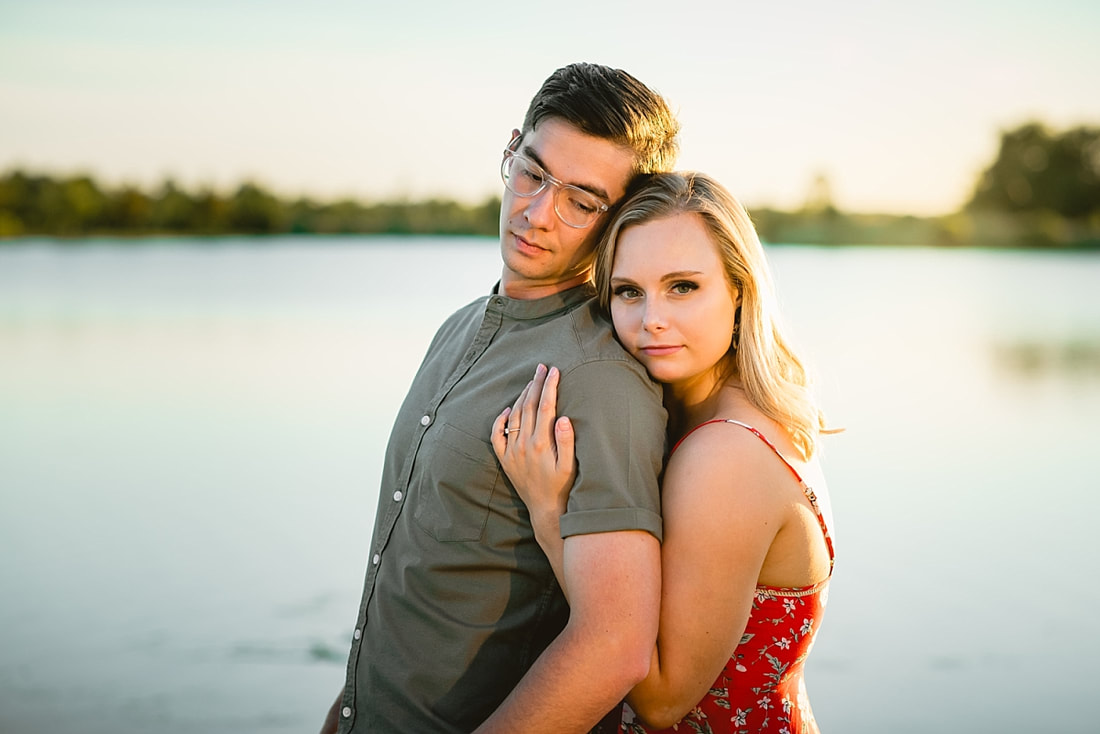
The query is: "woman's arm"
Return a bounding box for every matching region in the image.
[491,364,575,594]
[493,371,788,729]
[625,424,787,728]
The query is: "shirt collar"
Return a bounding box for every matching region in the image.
[488,281,595,320]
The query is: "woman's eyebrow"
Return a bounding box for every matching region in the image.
[661,270,704,281]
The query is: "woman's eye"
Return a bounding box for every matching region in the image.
[671,281,698,295]
[613,285,641,300]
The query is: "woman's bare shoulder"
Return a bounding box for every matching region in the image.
[665,419,787,501]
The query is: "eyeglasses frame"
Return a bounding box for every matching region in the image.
[500,140,611,229]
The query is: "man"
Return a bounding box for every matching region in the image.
[323,62,680,733]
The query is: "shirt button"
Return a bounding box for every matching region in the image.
[393,490,403,502]
[420,414,431,426]
[372,554,380,565]
[342,706,352,718]
[353,628,362,640]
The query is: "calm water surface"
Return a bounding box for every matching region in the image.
[1,236,1098,733]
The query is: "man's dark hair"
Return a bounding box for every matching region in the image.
[522,62,680,175]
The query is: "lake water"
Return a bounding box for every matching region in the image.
[1,236,1098,733]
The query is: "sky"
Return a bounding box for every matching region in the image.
[1,0,1098,216]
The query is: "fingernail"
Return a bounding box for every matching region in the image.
[534,363,545,377]
[548,366,558,378]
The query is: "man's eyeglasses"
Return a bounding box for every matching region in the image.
[500,149,610,229]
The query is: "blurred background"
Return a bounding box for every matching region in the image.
[2,1,1099,732]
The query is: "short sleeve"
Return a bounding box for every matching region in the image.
[555,359,666,541]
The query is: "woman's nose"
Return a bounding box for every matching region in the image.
[642,302,667,332]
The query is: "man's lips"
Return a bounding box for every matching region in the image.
[513,232,549,253]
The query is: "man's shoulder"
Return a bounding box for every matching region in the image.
[431,294,492,339]
[558,296,639,367]
[448,294,493,321]
[539,297,662,407]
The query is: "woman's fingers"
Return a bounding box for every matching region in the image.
[490,364,576,520]
[520,364,548,439]
[536,365,574,472]
[508,380,531,435]
[537,366,561,454]
[490,406,511,460]
[554,415,574,473]
[495,375,534,460]
[492,365,567,464]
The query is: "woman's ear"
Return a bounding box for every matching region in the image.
[730,285,742,310]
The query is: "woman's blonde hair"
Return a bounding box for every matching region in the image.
[594,171,827,458]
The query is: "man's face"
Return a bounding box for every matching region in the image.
[499,118,635,299]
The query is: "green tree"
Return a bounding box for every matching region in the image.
[0,170,31,234]
[56,175,107,233]
[968,122,1100,219]
[150,180,199,232]
[102,186,153,231]
[225,182,287,233]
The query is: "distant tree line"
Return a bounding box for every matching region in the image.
[0,174,500,238]
[754,122,1100,248]
[2,122,1098,247]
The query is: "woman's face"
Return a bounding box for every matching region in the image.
[609,212,740,392]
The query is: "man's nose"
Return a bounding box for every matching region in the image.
[523,186,557,228]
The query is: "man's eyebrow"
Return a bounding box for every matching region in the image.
[521,144,612,203]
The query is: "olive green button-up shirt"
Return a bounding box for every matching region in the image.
[338,282,666,733]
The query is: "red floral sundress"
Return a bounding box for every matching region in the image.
[620,419,835,734]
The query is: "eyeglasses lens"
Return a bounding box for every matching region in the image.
[501,154,602,228]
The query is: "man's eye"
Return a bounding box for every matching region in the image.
[570,197,597,215]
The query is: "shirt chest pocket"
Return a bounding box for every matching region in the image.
[412,423,501,542]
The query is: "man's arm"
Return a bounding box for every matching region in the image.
[473,528,661,733]
[319,690,342,734]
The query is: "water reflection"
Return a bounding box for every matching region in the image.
[993,338,1100,379]
[2,239,1098,734]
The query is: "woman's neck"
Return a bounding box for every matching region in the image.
[663,352,742,438]
[665,373,739,441]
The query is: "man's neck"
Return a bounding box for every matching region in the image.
[499,272,591,300]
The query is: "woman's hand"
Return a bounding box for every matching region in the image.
[492,363,576,521]
[491,364,576,588]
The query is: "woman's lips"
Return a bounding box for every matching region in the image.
[640,345,682,356]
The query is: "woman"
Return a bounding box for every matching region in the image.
[491,172,835,733]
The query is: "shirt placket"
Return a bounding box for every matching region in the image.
[339,295,508,730]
